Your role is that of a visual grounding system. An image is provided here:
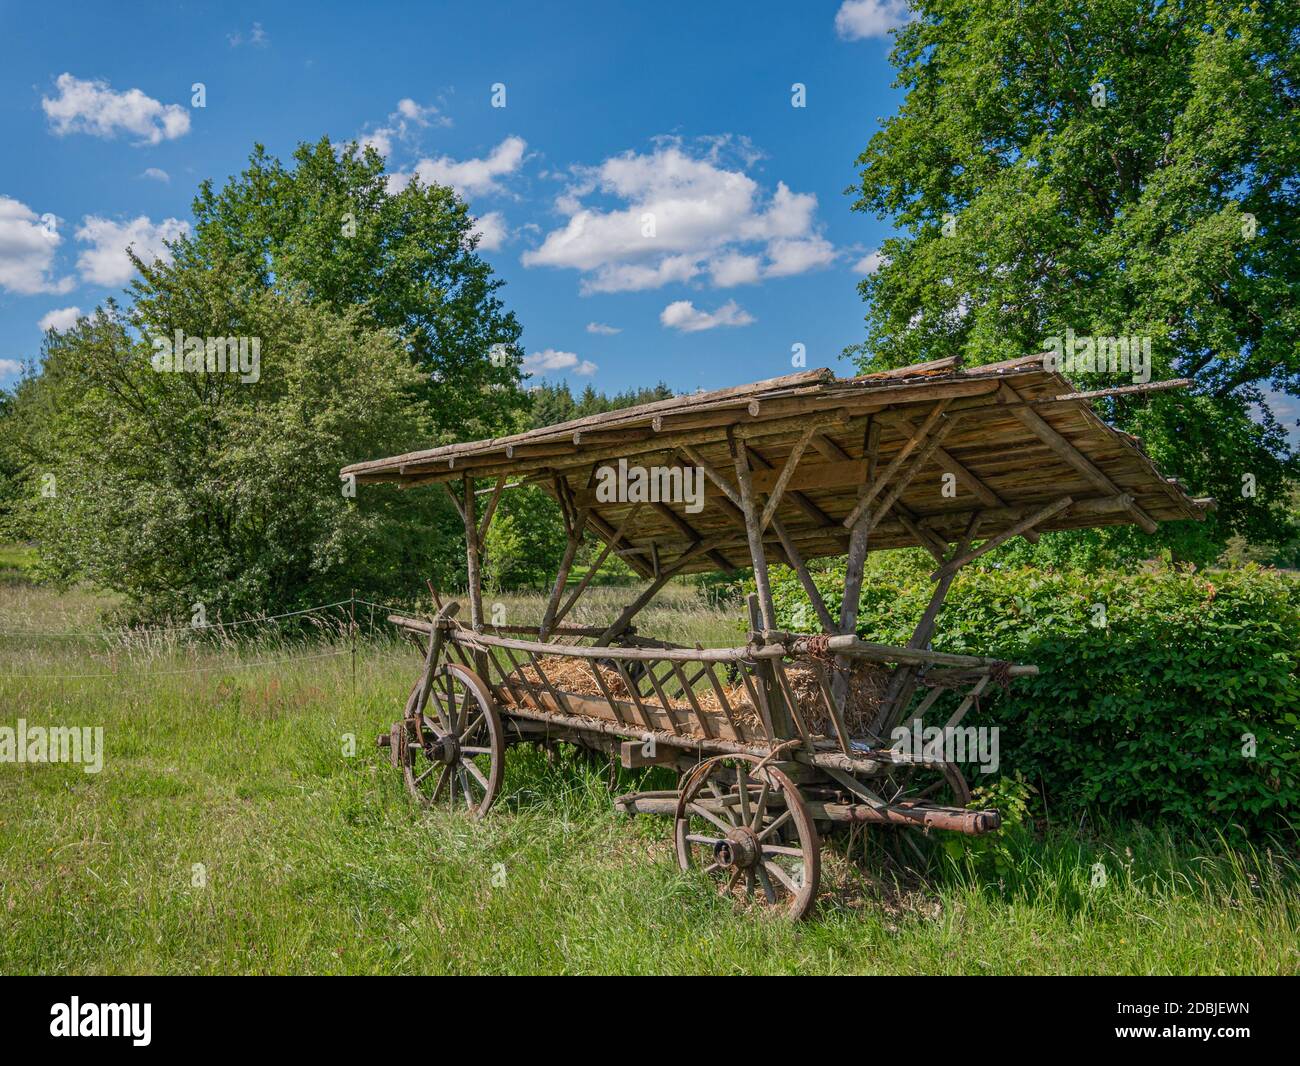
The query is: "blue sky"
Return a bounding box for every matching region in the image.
[0,0,913,395]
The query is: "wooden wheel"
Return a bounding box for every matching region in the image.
[401,663,504,818]
[877,760,971,809]
[674,754,820,920]
[866,761,971,871]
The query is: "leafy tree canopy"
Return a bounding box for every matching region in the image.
[141,137,527,438]
[525,380,675,430]
[0,137,534,618]
[850,0,1299,563]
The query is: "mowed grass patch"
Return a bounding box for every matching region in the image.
[1,579,1297,974]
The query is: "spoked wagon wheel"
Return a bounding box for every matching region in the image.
[400,663,504,819]
[868,760,971,870]
[878,760,970,809]
[674,754,820,920]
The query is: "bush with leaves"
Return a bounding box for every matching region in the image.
[481,486,568,593]
[7,270,448,622]
[771,560,1300,837]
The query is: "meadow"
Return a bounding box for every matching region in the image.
[1,556,1296,975]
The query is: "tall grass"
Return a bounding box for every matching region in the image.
[1,577,1296,974]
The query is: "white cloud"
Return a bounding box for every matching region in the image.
[470,211,507,251]
[586,322,621,335]
[708,253,762,287]
[854,248,888,274]
[0,196,74,295]
[75,215,190,287]
[765,236,837,277]
[140,167,170,183]
[228,22,270,47]
[38,306,81,332]
[0,359,25,378]
[522,139,836,293]
[394,136,527,198]
[522,348,597,376]
[659,299,754,333]
[42,73,190,146]
[835,0,911,40]
[355,97,450,158]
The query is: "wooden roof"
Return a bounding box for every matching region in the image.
[342,355,1212,577]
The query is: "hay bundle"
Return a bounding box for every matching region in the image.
[510,653,889,744]
[783,660,890,739]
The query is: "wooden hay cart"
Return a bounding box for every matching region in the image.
[345,354,1210,919]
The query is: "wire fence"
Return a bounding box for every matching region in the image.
[0,594,427,682]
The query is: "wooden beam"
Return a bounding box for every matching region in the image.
[744,444,837,529]
[999,383,1157,533]
[460,473,484,632]
[476,475,507,544]
[1034,378,1193,404]
[893,505,948,563]
[930,496,1074,580]
[880,411,1006,511]
[862,414,961,536]
[841,399,951,529]
[651,501,736,572]
[759,423,819,531]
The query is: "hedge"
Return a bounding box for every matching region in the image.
[769,560,1300,837]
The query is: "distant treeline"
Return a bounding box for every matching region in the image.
[526,381,675,430]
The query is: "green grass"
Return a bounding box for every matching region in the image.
[1,570,1297,974]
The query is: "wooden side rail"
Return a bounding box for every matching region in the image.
[387,613,1038,676]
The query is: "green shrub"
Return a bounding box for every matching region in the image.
[771,560,1300,837]
[482,486,567,592]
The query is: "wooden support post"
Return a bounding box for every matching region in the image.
[833,418,880,711]
[460,473,484,633]
[539,469,596,640]
[730,431,777,632]
[770,516,836,633]
[742,595,784,741]
[839,418,879,637]
[872,512,983,737]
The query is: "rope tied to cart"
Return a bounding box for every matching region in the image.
[797,632,849,678]
[916,659,1015,720]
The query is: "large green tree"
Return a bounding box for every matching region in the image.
[145,138,527,438]
[9,278,450,621]
[1,137,529,618]
[850,0,1299,560]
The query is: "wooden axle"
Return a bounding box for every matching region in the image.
[614,791,1001,835]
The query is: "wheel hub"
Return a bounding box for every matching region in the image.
[714,827,759,869]
[434,734,460,764]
